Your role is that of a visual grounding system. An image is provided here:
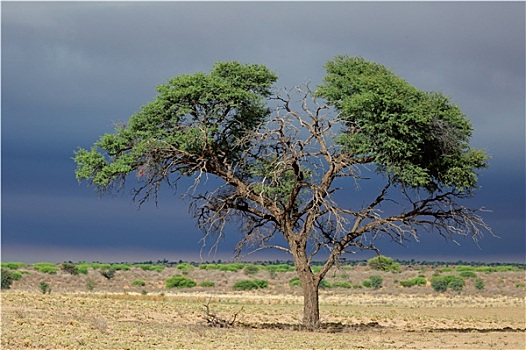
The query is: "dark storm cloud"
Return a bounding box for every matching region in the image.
[2,2,524,263]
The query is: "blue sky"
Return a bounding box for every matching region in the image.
[2,1,524,263]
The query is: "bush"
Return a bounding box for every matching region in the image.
[100,267,116,280]
[131,279,146,287]
[165,276,197,289]
[459,271,477,278]
[1,262,26,270]
[33,263,58,274]
[233,279,268,291]
[264,264,295,273]
[10,271,23,281]
[363,276,383,289]
[39,282,51,294]
[431,275,465,293]
[134,264,165,272]
[400,276,427,287]
[367,256,401,272]
[330,281,352,289]
[289,277,301,287]
[448,277,465,293]
[474,278,485,290]
[1,268,14,289]
[199,281,216,287]
[76,264,90,274]
[112,264,131,271]
[176,263,194,273]
[243,264,260,275]
[61,263,79,275]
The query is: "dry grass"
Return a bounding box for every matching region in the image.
[1,265,525,349]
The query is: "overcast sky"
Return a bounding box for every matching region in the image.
[2,1,524,263]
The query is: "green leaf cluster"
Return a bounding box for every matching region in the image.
[74,61,277,189]
[317,56,488,191]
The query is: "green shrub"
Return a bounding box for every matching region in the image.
[131,279,146,287]
[33,263,58,274]
[264,264,295,273]
[39,282,51,294]
[10,271,23,281]
[243,264,260,275]
[112,264,131,271]
[199,281,216,287]
[431,275,465,293]
[400,276,427,287]
[176,263,194,273]
[319,279,331,289]
[165,276,197,289]
[367,256,401,272]
[369,275,383,289]
[459,271,477,278]
[330,281,352,288]
[430,276,449,292]
[233,279,268,291]
[1,262,26,270]
[1,268,14,289]
[76,264,90,274]
[474,278,485,290]
[134,264,165,272]
[289,277,301,287]
[448,277,465,293]
[61,263,79,275]
[220,263,245,272]
[100,267,116,280]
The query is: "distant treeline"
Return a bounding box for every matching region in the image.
[3,258,525,271]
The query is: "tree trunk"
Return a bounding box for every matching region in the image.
[294,255,321,330]
[301,275,320,331]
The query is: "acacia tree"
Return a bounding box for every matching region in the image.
[75,57,491,330]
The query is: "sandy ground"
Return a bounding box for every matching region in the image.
[2,290,524,349]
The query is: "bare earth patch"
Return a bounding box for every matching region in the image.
[2,290,524,349]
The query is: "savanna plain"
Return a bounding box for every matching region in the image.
[1,261,525,349]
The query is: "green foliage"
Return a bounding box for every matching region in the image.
[233,279,268,291]
[474,278,485,290]
[10,271,23,281]
[131,279,146,287]
[1,268,14,289]
[431,275,465,293]
[74,61,277,189]
[243,264,260,275]
[264,264,295,272]
[456,265,520,273]
[134,264,165,272]
[33,263,58,274]
[459,271,477,278]
[1,262,26,270]
[165,276,197,289]
[100,267,116,280]
[61,263,79,275]
[76,264,90,275]
[399,276,427,287]
[111,264,131,271]
[317,55,488,191]
[330,281,352,289]
[367,256,401,272]
[199,281,216,287]
[39,282,51,294]
[176,263,194,274]
[363,275,383,289]
[289,277,301,287]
